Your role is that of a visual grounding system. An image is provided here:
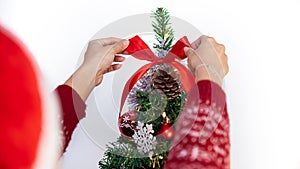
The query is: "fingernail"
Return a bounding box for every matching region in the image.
[122,40,129,46]
[184,47,190,52]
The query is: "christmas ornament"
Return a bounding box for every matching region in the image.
[152,68,181,101]
[132,122,157,154]
[157,122,174,139]
[119,111,137,137]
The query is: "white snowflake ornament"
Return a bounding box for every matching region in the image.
[132,122,157,154]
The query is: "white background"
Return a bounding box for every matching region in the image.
[1,0,300,169]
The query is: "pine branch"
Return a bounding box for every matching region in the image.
[151,7,175,58]
[99,135,171,169]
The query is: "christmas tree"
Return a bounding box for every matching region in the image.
[98,7,187,169]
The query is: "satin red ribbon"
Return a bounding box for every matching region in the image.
[119,35,195,116]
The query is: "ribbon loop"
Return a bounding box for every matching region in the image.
[126,36,156,61]
[165,36,191,60]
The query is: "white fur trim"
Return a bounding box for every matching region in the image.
[32,65,62,169]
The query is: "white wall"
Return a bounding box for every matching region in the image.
[1,0,300,169]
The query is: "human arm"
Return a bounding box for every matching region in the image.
[55,85,86,152]
[164,36,230,169]
[56,38,129,152]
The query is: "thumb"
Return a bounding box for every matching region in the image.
[111,39,129,54]
[184,47,197,57]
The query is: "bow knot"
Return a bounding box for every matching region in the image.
[127,35,190,62]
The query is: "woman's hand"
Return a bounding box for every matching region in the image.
[184,35,229,86]
[82,38,129,86]
[65,38,129,101]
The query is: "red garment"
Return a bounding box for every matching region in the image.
[55,85,86,152]
[0,25,43,169]
[164,80,230,169]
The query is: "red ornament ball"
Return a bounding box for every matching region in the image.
[158,122,174,139]
[118,110,136,137]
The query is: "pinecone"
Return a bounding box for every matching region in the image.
[151,68,181,100]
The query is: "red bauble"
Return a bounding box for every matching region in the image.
[158,123,174,139]
[118,110,136,137]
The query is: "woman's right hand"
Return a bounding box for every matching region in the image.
[64,37,129,101]
[184,35,229,86]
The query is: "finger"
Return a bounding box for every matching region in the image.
[111,64,122,71]
[207,36,217,43]
[191,35,207,49]
[103,64,122,74]
[191,37,201,49]
[217,44,226,52]
[114,55,126,62]
[95,37,123,46]
[207,36,226,51]
[184,47,197,57]
[111,39,130,54]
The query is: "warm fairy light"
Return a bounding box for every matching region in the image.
[165,129,173,139]
[166,117,170,123]
[165,33,170,38]
[162,112,166,118]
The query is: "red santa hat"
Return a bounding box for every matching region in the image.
[0,25,62,169]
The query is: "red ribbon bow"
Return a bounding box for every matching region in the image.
[119,35,195,116]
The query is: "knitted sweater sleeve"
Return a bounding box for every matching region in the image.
[55,85,86,152]
[164,80,230,169]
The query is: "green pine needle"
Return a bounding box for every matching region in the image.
[151,7,175,58]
